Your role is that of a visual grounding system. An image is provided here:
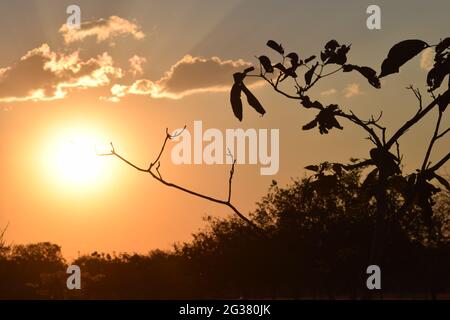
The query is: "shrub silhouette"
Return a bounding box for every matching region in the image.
[1,168,447,299]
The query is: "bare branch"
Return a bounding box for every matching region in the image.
[226,149,236,203]
[362,111,386,145]
[100,128,259,231]
[319,66,344,78]
[429,152,450,173]
[386,89,450,150]
[422,109,443,171]
[436,127,450,140]
[395,141,403,163]
[342,111,383,147]
[148,126,187,171]
[155,162,162,180]
[407,85,422,114]
[259,74,301,100]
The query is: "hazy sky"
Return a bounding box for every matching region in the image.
[0,0,449,259]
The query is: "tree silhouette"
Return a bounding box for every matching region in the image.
[229,38,450,265]
[0,171,448,298]
[94,38,449,298]
[100,39,449,254]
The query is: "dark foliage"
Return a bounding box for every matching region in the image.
[1,169,448,299]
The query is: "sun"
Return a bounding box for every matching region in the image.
[43,128,109,191]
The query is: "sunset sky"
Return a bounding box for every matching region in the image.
[0,0,449,259]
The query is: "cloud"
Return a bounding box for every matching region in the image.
[59,16,145,44]
[0,44,123,102]
[320,88,337,96]
[129,55,147,76]
[106,55,255,101]
[420,48,434,71]
[342,83,361,98]
[0,47,255,103]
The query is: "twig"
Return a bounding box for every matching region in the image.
[395,141,402,163]
[226,149,236,203]
[429,152,450,172]
[422,109,443,170]
[407,85,422,114]
[345,111,383,147]
[436,127,450,140]
[386,89,450,150]
[98,128,259,231]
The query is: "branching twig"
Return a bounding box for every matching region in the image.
[407,85,422,114]
[98,127,259,231]
[436,127,450,140]
[226,149,236,203]
[386,89,449,150]
[344,111,383,147]
[429,152,450,172]
[364,112,386,145]
[259,74,301,100]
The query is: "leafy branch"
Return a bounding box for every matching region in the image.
[229,37,450,263]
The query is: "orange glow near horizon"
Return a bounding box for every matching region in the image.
[0,0,448,261]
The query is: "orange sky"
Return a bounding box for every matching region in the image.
[0,0,449,259]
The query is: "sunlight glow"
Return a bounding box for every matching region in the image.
[43,128,110,190]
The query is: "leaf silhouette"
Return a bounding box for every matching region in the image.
[273,63,287,73]
[305,62,318,86]
[325,40,340,51]
[303,105,343,134]
[258,56,273,73]
[326,45,350,65]
[317,106,343,134]
[432,173,450,191]
[286,52,299,67]
[242,84,266,116]
[343,64,380,88]
[369,148,400,176]
[304,55,316,64]
[427,65,449,91]
[436,37,450,53]
[243,66,255,74]
[300,95,323,109]
[427,38,450,91]
[379,39,429,78]
[280,67,298,82]
[302,119,318,130]
[305,165,319,172]
[230,82,243,121]
[266,40,284,55]
[325,39,339,51]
